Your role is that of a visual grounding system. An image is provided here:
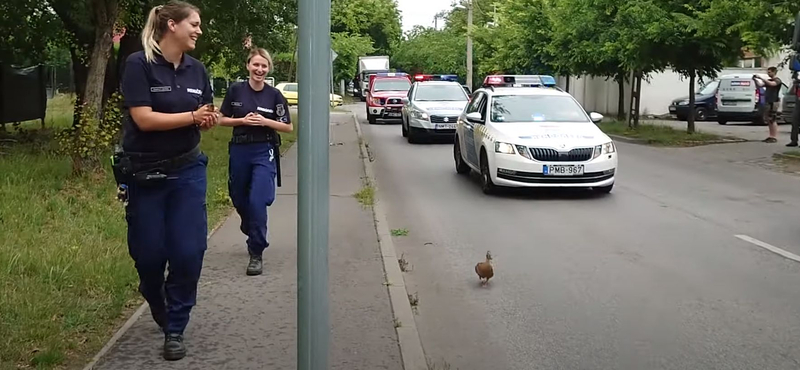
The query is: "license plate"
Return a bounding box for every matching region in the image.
[435,123,456,130]
[722,101,736,106]
[543,164,584,176]
[669,107,676,112]
[386,112,401,117]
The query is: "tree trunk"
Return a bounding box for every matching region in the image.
[617,75,625,121]
[634,74,642,128]
[565,75,570,93]
[687,71,696,133]
[69,48,89,127]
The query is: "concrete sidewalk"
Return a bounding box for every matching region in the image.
[90,114,403,369]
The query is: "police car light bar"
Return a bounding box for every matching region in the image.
[414,74,460,82]
[375,72,409,78]
[483,74,557,88]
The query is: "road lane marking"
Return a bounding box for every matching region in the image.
[735,234,800,263]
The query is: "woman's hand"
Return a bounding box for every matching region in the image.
[194,104,217,126]
[244,112,267,126]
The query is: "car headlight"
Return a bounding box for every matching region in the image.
[593,141,616,159]
[411,109,429,120]
[372,97,382,105]
[495,142,515,154]
[515,145,533,160]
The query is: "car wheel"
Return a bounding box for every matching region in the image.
[454,136,470,175]
[717,120,727,125]
[695,108,707,121]
[402,117,408,137]
[594,183,614,194]
[407,126,421,143]
[368,114,377,124]
[480,150,497,194]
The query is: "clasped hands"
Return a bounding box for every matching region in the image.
[242,112,272,127]
[193,104,220,130]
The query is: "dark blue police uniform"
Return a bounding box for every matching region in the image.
[120,50,212,335]
[220,81,290,259]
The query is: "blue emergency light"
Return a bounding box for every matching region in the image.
[414,74,460,82]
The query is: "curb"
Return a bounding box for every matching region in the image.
[81,211,232,370]
[607,133,749,146]
[352,113,429,370]
[774,152,800,161]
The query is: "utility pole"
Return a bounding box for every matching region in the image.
[297,0,330,367]
[466,0,473,91]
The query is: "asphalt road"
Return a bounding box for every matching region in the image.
[346,103,800,370]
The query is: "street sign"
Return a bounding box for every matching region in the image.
[331,48,338,62]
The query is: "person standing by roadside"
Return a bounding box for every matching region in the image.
[117,0,218,361]
[753,67,782,143]
[219,48,293,276]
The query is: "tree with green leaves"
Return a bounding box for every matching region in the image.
[331,0,402,56]
[332,32,375,84]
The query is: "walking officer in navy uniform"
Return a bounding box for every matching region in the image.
[219,47,293,276]
[116,0,218,361]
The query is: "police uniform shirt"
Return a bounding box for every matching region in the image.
[220,81,291,138]
[121,50,213,158]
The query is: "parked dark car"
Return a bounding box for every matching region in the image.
[668,80,719,121]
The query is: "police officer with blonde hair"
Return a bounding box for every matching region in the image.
[219,48,292,276]
[116,0,217,361]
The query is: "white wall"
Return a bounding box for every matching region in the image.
[557,50,794,117]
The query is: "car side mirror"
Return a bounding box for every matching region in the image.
[466,112,483,123]
[401,97,409,104]
[589,112,604,123]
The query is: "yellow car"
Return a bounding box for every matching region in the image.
[275,82,343,107]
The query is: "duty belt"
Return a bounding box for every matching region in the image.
[122,145,201,174]
[230,132,276,144]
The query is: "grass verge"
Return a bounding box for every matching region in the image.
[0,94,296,369]
[598,120,732,146]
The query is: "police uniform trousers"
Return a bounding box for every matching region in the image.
[125,153,209,335]
[228,141,277,257]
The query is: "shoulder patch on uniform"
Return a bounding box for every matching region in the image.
[276,104,285,117]
[187,88,202,95]
[151,86,171,92]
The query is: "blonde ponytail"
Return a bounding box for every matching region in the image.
[140,1,200,64]
[141,5,163,63]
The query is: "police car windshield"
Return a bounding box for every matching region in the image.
[373,79,411,91]
[490,95,589,123]
[414,84,468,101]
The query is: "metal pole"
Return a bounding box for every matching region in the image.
[297,0,330,366]
[466,0,473,91]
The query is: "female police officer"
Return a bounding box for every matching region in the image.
[119,0,218,361]
[219,48,293,276]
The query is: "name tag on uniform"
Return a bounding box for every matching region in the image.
[231,102,243,107]
[257,107,274,114]
[151,86,171,92]
[187,88,202,95]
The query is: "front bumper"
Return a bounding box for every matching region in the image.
[368,105,403,120]
[491,151,618,188]
[408,116,457,135]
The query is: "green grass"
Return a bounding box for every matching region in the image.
[598,120,727,146]
[0,94,296,369]
[354,181,375,207]
[391,228,409,237]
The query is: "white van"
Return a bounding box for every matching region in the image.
[716,74,789,125]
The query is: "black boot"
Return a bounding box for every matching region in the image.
[163,333,186,361]
[246,254,263,276]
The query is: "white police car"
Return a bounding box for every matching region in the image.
[453,75,618,194]
[401,75,470,143]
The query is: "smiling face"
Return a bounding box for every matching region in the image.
[248,55,270,83]
[167,10,202,51]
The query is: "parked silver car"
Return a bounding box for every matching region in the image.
[782,84,796,124]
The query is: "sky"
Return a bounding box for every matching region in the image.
[397,0,455,34]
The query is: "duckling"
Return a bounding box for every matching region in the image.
[475,251,494,287]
